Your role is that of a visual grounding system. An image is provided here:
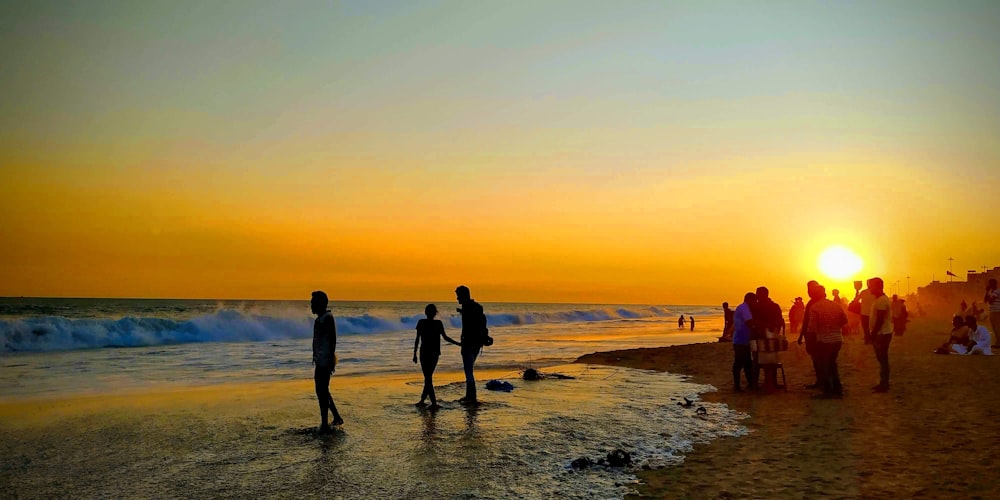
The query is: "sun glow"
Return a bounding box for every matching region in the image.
[818,245,864,281]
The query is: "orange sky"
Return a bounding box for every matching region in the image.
[2,2,998,304]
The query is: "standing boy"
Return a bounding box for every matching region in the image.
[311,291,343,433]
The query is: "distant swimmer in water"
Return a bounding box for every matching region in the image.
[311,291,343,433]
[413,304,461,409]
[690,316,695,331]
[678,315,686,329]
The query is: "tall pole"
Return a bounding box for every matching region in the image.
[948,257,955,282]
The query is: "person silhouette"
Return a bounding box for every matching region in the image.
[732,292,757,392]
[311,291,343,433]
[413,304,460,409]
[690,316,695,331]
[721,302,734,341]
[678,315,686,329]
[869,277,893,393]
[456,285,488,404]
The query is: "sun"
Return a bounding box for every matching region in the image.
[818,245,864,281]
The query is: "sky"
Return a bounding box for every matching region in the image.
[1,1,998,304]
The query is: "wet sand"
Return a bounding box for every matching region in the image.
[578,315,1000,498]
[0,364,744,498]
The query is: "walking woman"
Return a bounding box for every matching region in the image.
[413,304,460,408]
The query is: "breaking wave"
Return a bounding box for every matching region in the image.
[1,306,687,352]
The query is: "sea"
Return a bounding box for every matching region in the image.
[0,298,748,498]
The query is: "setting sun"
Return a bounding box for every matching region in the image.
[818,245,864,281]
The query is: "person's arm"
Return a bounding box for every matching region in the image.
[441,328,461,346]
[798,305,811,344]
[328,315,338,371]
[413,323,421,363]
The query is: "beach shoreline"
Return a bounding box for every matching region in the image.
[578,315,1000,498]
[5,313,995,498]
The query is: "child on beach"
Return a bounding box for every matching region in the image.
[413,304,461,408]
[311,291,343,433]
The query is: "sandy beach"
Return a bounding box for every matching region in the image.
[579,314,1000,498]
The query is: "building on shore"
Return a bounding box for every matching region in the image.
[917,266,1000,311]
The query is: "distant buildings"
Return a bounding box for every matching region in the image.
[917,266,1000,308]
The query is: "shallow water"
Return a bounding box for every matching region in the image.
[0,299,745,498]
[0,366,746,499]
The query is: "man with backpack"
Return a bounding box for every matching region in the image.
[456,285,490,404]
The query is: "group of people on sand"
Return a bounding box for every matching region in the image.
[309,285,491,433]
[800,276,903,397]
[936,278,1000,356]
[728,277,907,399]
[728,286,786,392]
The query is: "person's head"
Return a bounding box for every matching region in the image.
[809,284,827,301]
[743,292,756,305]
[806,280,820,298]
[722,302,729,309]
[310,290,329,315]
[455,285,471,304]
[965,315,978,329]
[424,303,438,319]
[832,289,840,297]
[755,286,769,301]
[795,297,803,303]
[952,315,965,328]
[869,277,885,295]
[892,294,899,301]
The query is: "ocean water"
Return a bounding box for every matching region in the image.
[0,298,748,498]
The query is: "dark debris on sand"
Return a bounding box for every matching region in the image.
[522,368,577,381]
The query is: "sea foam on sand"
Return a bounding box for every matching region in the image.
[0,364,747,498]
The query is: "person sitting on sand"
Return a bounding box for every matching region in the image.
[311,290,343,433]
[938,316,971,354]
[413,304,461,409]
[963,315,993,356]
